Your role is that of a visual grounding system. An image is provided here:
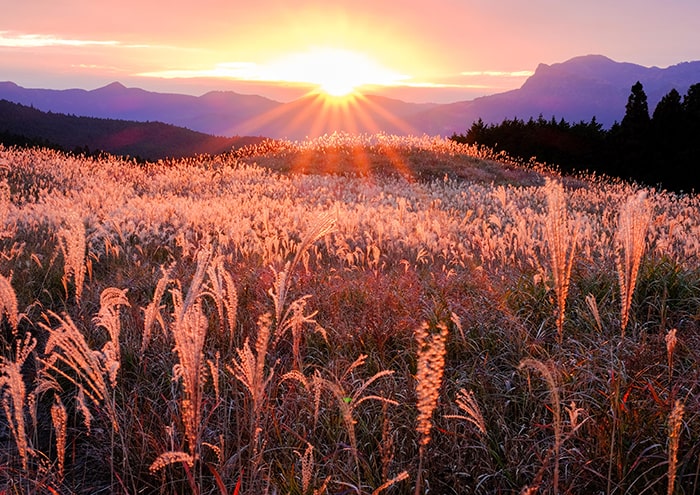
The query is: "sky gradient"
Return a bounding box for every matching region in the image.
[2,0,700,103]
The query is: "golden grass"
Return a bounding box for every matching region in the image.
[0,138,698,493]
[0,332,36,470]
[614,191,652,337]
[667,399,684,495]
[414,321,448,495]
[543,179,578,342]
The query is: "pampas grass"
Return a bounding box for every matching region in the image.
[0,273,19,337]
[50,394,67,481]
[206,256,238,348]
[519,358,562,494]
[615,191,652,337]
[414,321,448,495]
[158,248,213,470]
[1,138,699,493]
[667,400,684,495]
[0,332,36,470]
[93,287,129,388]
[445,388,487,436]
[57,214,86,306]
[39,311,115,426]
[543,179,578,343]
[141,264,173,353]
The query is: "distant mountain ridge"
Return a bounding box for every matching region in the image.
[1,55,699,139]
[0,99,263,160]
[414,55,700,135]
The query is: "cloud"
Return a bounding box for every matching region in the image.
[460,70,534,78]
[139,62,268,81]
[0,31,156,49]
[139,49,412,90]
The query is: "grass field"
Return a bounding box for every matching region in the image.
[0,134,699,494]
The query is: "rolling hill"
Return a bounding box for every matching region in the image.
[0,99,263,160]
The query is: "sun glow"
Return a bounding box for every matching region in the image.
[270,48,410,97]
[142,47,410,98]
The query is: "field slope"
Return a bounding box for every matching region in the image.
[0,135,698,494]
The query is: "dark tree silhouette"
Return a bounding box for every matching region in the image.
[681,84,700,188]
[451,80,700,193]
[650,89,684,189]
[621,81,651,132]
[613,81,653,181]
[652,88,683,125]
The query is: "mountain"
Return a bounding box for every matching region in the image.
[412,55,700,134]
[0,99,263,160]
[0,80,435,140]
[232,93,436,139]
[1,55,699,140]
[0,81,281,137]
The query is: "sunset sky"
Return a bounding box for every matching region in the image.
[2,0,700,103]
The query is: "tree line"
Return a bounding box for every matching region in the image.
[451,82,700,193]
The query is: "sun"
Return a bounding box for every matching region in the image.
[273,47,408,98]
[319,77,357,98]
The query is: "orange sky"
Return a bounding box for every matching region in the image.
[2,0,700,103]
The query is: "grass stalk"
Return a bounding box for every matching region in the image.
[667,400,684,495]
[519,358,562,494]
[414,322,448,495]
[614,191,651,337]
[543,179,578,343]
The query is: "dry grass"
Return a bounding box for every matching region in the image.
[667,399,684,495]
[0,332,36,470]
[414,321,448,495]
[0,138,698,494]
[614,191,652,337]
[543,178,578,342]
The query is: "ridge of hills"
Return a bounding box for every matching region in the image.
[0,99,264,160]
[1,54,699,142]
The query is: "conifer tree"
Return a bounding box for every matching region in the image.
[618,81,652,182]
[621,81,651,134]
[651,89,684,189]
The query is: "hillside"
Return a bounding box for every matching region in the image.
[0,99,263,160]
[1,137,699,493]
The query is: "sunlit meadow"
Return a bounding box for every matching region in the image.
[0,134,698,494]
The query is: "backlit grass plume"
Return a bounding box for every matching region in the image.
[57,213,86,306]
[614,191,651,337]
[39,308,120,431]
[151,248,213,472]
[0,332,36,470]
[519,358,563,495]
[414,321,448,495]
[543,179,578,343]
[0,273,19,337]
[667,400,684,495]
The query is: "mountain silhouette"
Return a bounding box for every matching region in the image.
[412,55,700,135]
[1,55,699,139]
[0,99,263,160]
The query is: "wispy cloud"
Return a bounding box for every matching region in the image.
[0,31,157,49]
[71,63,127,73]
[0,31,118,48]
[139,62,272,81]
[139,49,412,89]
[460,70,534,78]
[140,62,500,92]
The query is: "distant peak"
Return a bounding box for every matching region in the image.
[566,54,616,64]
[535,55,618,72]
[97,81,127,91]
